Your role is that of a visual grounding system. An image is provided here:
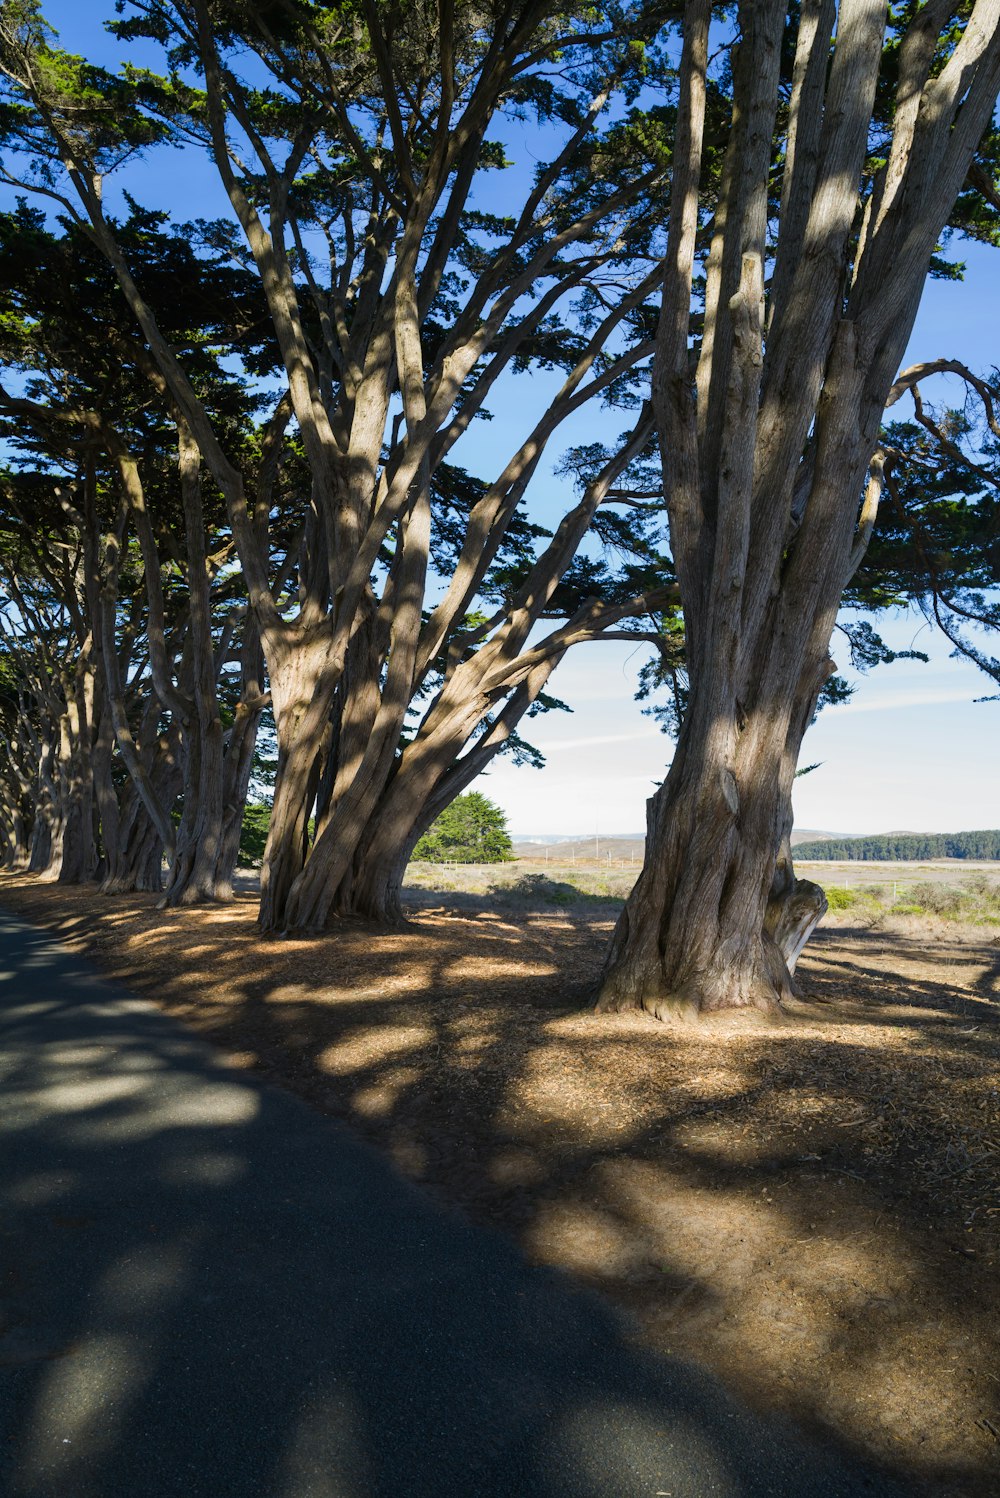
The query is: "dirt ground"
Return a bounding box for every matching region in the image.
[2,872,999,1496]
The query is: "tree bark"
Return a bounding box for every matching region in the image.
[599,0,1000,1017]
[257,629,341,931]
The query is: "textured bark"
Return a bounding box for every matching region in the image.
[159,426,229,906]
[0,803,30,869]
[601,0,1000,1016]
[765,800,828,980]
[597,645,816,1016]
[27,812,52,875]
[257,630,341,931]
[101,803,166,894]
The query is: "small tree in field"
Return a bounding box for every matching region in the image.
[412,792,514,864]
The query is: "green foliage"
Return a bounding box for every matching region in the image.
[823,885,859,910]
[820,875,1000,925]
[853,406,1000,693]
[819,883,888,926]
[238,803,271,866]
[907,882,964,916]
[412,792,513,864]
[798,830,1000,861]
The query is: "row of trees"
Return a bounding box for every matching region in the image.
[796,830,1000,861]
[0,0,999,1016]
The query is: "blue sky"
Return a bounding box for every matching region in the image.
[10,2,1000,837]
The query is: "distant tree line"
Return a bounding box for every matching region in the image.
[795,832,1000,862]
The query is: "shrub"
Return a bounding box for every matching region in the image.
[824,885,860,910]
[492,873,580,906]
[908,882,964,916]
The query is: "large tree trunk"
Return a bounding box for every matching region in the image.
[101,803,165,894]
[597,615,833,1017]
[598,0,1000,1018]
[158,429,231,906]
[278,624,566,929]
[321,753,447,925]
[97,710,177,896]
[276,472,434,930]
[0,804,31,869]
[335,839,412,924]
[597,716,780,1016]
[216,690,265,899]
[98,713,181,897]
[257,628,342,931]
[31,738,68,882]
[28,806,54,876]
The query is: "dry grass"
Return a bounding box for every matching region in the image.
[2,870,999,1496]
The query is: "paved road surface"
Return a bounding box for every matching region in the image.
[0,908,905,1498]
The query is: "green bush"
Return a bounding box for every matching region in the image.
[824,885,860,910]
[908,882,964,916]
[820,875,1000,923]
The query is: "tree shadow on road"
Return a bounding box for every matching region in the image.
[2,886,998,1495]
[0,911,916,1498]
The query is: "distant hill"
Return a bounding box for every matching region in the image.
[513,834,645,864]
[794,830,1000,861]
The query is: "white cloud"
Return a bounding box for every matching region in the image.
[834,686,986,716]
[529,730,663,752]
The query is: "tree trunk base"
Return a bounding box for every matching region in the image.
[594,899,794,1021]
[332,883,407,926]
[157,878,235,909]
[595,964,787,1022]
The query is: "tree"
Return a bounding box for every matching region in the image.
[0,523,102,882]
[0,0,677,929]
[596,0,1000,1017]
[0,204,279,899]
[412,792,514,863]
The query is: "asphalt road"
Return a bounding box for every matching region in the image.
[0,907,906,1498]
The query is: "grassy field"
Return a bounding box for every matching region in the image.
[405,857,1000,927]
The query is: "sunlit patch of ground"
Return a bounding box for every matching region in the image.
[2,871,999,1495]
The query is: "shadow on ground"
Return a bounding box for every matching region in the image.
[0,910,917,1498]
[2,883,998,1495]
